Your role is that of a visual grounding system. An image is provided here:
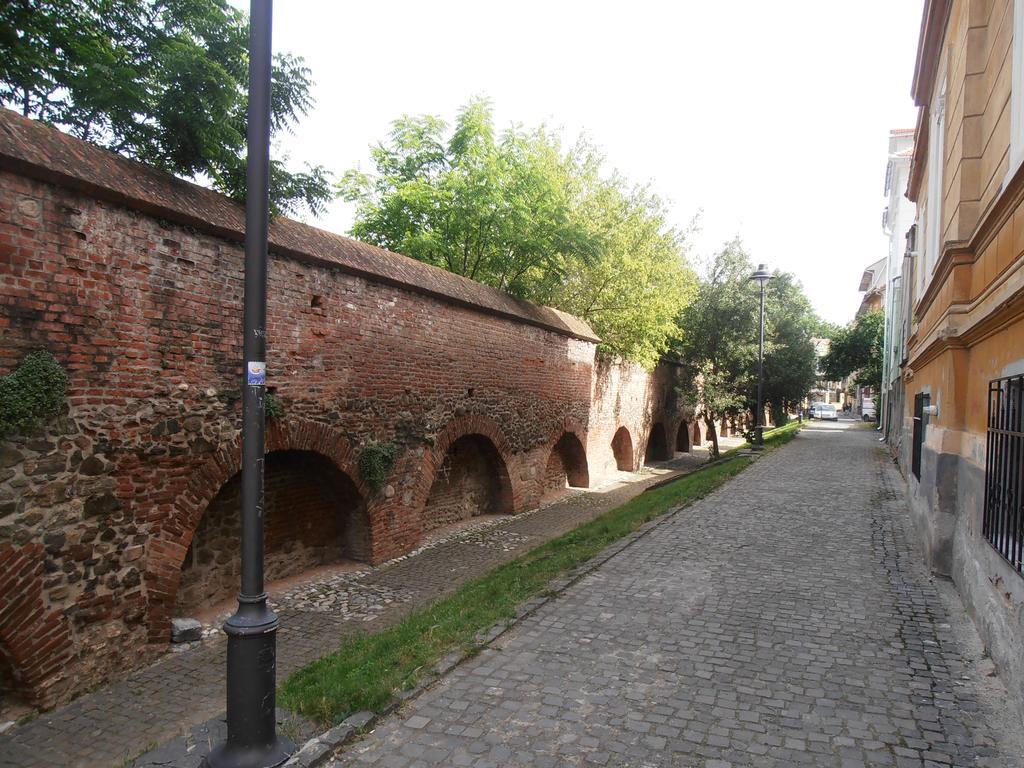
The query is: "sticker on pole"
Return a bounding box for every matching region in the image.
[247,361,266,386]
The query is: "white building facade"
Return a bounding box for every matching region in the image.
[879,129,916,444]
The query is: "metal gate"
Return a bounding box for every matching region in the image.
[983,374,1024,575]
[912,392,928,480]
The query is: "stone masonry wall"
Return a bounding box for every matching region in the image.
[0,111,692,709]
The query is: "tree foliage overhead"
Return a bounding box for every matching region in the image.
[672,240,820,456]
[820,311,884,392]
[0,0,331,216]
[340,98,695,367]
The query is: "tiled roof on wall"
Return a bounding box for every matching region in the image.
[0,108,599,344]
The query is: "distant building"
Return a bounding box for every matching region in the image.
[807,337,848,410]
[879,129,916,445]
[856,257,887,317]
[902,0,1024,713]
[852,257,888,418]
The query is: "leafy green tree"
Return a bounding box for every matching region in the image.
[761,272,820,425]
[0,0,331,216]
[340,98,695,367]
[673,241,821,454]
[821,311,884,393]
[673,240,759,457]
[811,317,843,340]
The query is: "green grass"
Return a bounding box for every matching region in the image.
[719,419,803,457]
[280,429,800,726]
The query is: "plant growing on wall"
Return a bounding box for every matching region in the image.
[264,393,284,421]
[0,350,68,438]
[359,442,398,492]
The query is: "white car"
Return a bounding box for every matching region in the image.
[818,404,838,421]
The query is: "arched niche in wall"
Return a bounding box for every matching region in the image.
[644,423,670,462]
[0,642,23,712]
[611,427,634,472]
[174,449,368,616]
[422,434,514,531]
[676,421,691,453]
[541,432,590,503]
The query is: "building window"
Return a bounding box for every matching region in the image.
[983,375,1024,575]
[1008,0,1024,183]
[912,392,929,481]
[924,79,946,289]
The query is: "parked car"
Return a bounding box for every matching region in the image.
[819,404,838,421]
[809,402,825,419]
[861,396,877,421]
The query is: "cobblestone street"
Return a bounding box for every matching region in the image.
[0,447,715,768]
[334,423,1021,768]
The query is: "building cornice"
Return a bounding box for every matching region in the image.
[910,156,1024,329]
[907,0,950,202]
[906,161,1024,370]
[911,0,952,106]
[906,265,1024,371]
[907,107,929,202]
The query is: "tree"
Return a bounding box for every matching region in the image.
[0,0,331,216]
[672,240,759,458]
[761,272,820,426]
[821,311,884,393]
[672,240,821,456]
[340,98,695,367]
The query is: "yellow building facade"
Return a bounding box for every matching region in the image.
[905,0,1024,709]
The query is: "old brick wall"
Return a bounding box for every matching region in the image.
[0,110,692,708]
[585,358,691,480]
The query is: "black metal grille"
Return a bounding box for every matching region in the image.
[983,375,1024,575]
[912,393,928,480]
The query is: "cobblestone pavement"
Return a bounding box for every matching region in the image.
[0,447,718,768]
[334,424,1021,768]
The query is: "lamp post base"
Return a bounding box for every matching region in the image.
[203,739,294,768]
[202,600,294,768]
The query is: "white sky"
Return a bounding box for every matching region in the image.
[259,0,924,325]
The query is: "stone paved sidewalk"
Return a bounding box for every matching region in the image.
[333,423,1022,768]
[0,447,718,768]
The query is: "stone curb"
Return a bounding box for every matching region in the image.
[287,456,752,766]
[282,712,364,767]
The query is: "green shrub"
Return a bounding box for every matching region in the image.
[264,393,284,420]
[359,443,398,491]
[0,351,68,438]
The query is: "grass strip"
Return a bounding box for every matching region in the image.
[280,429,798,726]
[719,419,803,457]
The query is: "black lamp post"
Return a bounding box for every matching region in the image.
[749,264,771,448]
[203,2,294,766]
